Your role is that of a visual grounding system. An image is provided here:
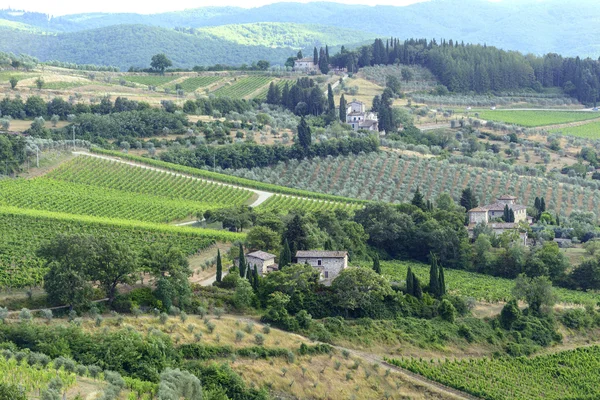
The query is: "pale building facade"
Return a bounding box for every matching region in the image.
[345,101,379,131]
[294,57,319,72]
[237,251,277,275]
[467,195,529,245]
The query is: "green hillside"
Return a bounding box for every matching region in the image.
[0,25,296,70]
[199,22,375,49]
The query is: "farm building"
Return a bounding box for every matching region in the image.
[467,195,529,245]
[296,250,348,283]
[345,101,379,131]
[236,251,278,275]
[294,57,319,72]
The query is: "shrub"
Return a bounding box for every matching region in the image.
[438,299,457,323]
[254,334,265,346]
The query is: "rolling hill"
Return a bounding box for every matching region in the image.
[3,0,600,57]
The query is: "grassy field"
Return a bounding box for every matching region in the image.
[257,194,362,213]
[550,120,600,138]
[381,260,599,305]
[124,75,180,86]
[473,110,600,127]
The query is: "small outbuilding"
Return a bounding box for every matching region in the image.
[295,250,348,283]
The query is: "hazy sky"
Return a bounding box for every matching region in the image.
[0,0,428,17]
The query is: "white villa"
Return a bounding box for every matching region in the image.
[467,195,530,245]
[294,57,319,72]
[345,101,379,131]
[296,250,348,283]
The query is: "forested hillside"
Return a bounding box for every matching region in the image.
[0,25,296,70]
[3,0,600,56]
[195,23,374,49]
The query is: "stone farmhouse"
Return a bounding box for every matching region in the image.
[296,250,348,283]
[237,251,277,276]
[345,101,379,131]
[467,195,530,245]
[294,57,319,72]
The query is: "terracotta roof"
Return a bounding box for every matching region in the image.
[296,250,348,258]
[246,251,276,261]
[359,120,378,127]
[469,207,488,212]
[296,57,315,63]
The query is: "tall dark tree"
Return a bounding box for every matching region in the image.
[216,249,223,283]
[283,214,309,255]
[439,263,446,296]
[238,243,246,278]
[413,275,423,300]
[327,84,336,121]
[279,239,292,270]
[313,47,318,65]
[339,94,347,122]
[429,253,440,297]
[297,116,312,149]
[460,187,478,210]
[297,50,303,59]
[253,265,259,290]
[406,266,414,296]
[318,48,330,74]
[266,82,281,105]
[411,187,426,211]
[372,254,381,275]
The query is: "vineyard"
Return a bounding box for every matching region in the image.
[0,206,244,288]
[0,178,219,223]
[551,120,600,139]
[212,76,274,99]
[387,346,600,399]
[0,354,76,395]
[381,260,598,304]
[89,148,368,205]
[171,76,222,92]
[228,152,600,216]
[47,156,253,207]
[257,194,361,213]
[472,110,600,127]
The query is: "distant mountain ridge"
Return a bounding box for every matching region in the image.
[0,0,599,70]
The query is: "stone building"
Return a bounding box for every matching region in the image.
[296,250,348,283]
[345,101,379,131]
[468,195,528,225]
[237,251,277,275]
[467,195,529,245]
[294,57,319,72]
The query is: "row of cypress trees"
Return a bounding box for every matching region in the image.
[406,253,446,299]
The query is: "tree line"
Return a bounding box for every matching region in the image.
[330,37,600,104]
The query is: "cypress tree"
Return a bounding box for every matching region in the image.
[246,264,251,280]
[429,253,440,297]
[325,45,330,62]
[508,209,515,223]
[313,47,318,65]
[413,275,423,300]
[406,266,414,296]
[503,204,510,222]
[327,84,335,113]
[439,264,446,296]
[339,94,347,122]
[238,243,246,278]
[279,239,292,269]
[216,249,223,283]
[297,117,312,149]
[373,254,381,275]
[540,197,546,212]
[556,215,560,226]
[411,187,426,211]
[281,83,290,109]
[253,265,259,289]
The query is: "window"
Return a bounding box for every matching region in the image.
[324,271,329,278]
[317,259,322,266]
